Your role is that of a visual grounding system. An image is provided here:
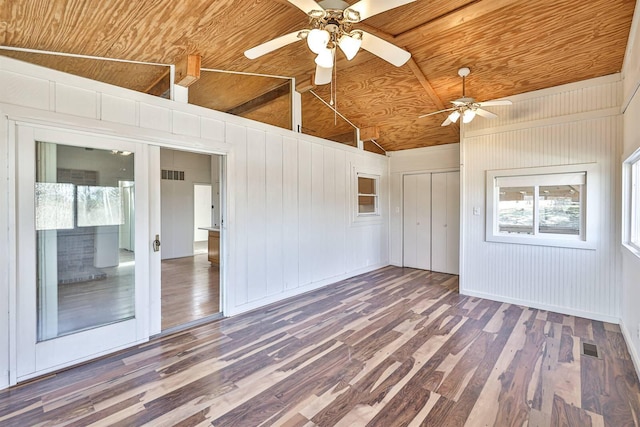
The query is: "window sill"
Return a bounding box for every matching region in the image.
[622,242,640,259]
[486,234,596,250]
[351,214,383,227]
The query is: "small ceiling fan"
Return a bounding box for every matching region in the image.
[419,67,512,126]
[244,0,415,85]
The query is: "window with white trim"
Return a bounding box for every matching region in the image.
[624,152,640,254]
[357,174,379,216]
[486,164,597,249]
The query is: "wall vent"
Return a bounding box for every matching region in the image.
[162,170,185,181]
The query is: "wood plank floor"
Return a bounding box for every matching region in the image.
[2,266,640,426]
[161,254,220,330]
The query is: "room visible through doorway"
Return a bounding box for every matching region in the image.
[160,148,223,331]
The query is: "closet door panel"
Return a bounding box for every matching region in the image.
[403,174,431,270]
[431,172,447,272]
[402,175,417,268]
[415,174,431,270]
[432,171,460,274]
[446,171,460,274]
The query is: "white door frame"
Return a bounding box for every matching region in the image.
[12,123,151,383]
[148,146,227,336]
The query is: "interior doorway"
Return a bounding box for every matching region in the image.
[159,148,223,331]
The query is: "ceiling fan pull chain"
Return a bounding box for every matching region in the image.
[333,50,338,124]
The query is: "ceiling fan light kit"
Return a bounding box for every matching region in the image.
[338,30,362,60]
[419,67,513,126]
[462,108,476,123]
[307,28,330,54]
[315,47,335,68]
[244,0,415,86]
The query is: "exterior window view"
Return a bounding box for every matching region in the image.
[499,184,581,235]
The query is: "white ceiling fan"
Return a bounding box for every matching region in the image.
[419,67,513,126]
[244,0,415,85]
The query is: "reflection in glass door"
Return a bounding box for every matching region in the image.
[35,143,136,340]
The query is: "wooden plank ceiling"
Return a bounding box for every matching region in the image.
[0,0,635,151]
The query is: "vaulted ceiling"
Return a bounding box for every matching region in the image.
[0,0,635,152]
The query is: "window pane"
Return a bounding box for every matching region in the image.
[632,161,640,247]
[498,186,534,234]
[359,195,376,213]
[35,182,75,230]
[77,185,124,227]
[539,185,581,235]
[36,142,135,341]
[358,177,375,195]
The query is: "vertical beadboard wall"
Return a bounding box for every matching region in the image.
[0,56,389,388]
[225,124,388,314]
[461,74,623,322]
[621,2,640,378]
[387,145,460,266]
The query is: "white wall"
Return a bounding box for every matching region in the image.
[621,0,640,379]
[460,74,623,322]
[0,92,9,389]
[388,144,460,266]
[160,148,211,259]
[0,56,389,389]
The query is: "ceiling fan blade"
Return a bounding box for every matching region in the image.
[477,99,512,107]
[475,108,498,119]
[314,64,333,85]
[418,107,456,119]
[287,0,324,14]
[345,0,416,21]
[244,31,304,59]
[441,116,454,126]
[360,31,411,67]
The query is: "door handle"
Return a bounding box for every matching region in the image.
[153,234,161,252]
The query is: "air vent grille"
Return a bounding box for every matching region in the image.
[581,342,600,358]
[162,170,185,181]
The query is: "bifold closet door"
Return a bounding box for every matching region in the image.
[431,171,460,274]
[403,174,431,270]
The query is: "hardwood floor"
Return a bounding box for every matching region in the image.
[2,266,639,426]
[161,254,220,330]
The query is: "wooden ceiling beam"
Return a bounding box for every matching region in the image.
[226,81,291,116]
[407,58,459,134]
[175,54,201,87]
[360,126,380,141]
[355,24,455,132]
[296,74,316,93]
[145,68,171,98]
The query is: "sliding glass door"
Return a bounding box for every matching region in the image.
[15,125,150,381]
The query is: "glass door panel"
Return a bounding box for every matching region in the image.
[35,143,135,341]
[15,124,150,383]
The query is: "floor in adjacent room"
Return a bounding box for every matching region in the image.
[2,266,639,426]
[161,253,220,330]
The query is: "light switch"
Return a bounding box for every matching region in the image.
[395,207,400,213]
[473,207,480,216]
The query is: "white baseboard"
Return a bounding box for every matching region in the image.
[460,288,620,324]
[226,263,389,317]
[620,321,640,382]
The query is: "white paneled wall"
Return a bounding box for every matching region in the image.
[0,57,389,388]
[226,126,387,312]
[461,74,623,322]
[621,2,640,379]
